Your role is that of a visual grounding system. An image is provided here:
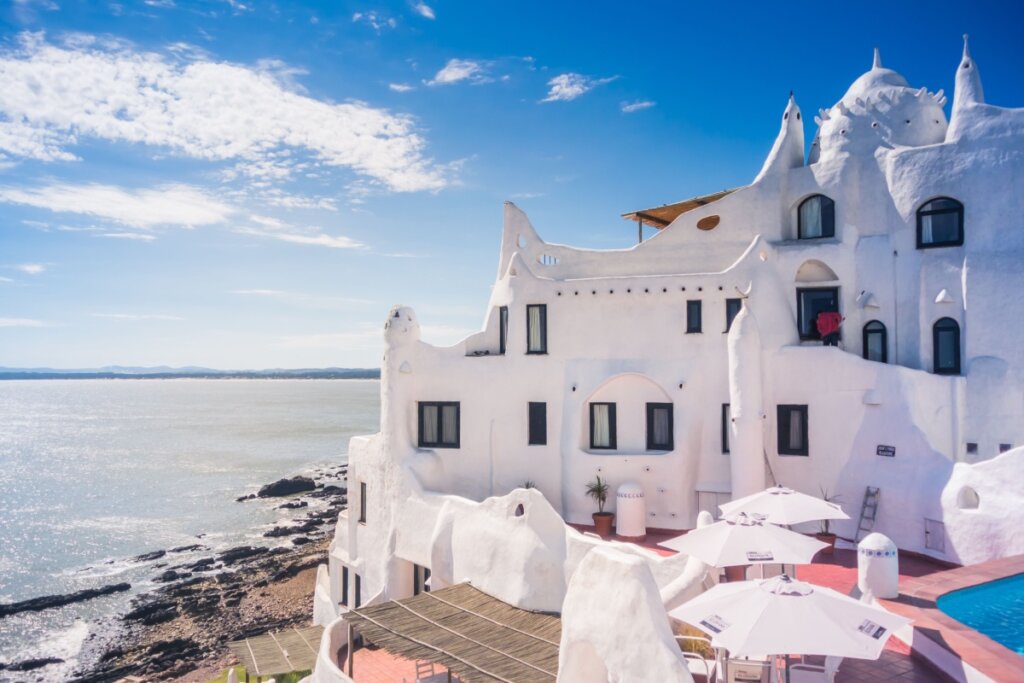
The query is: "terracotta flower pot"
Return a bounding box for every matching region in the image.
[816,532,837,555]
[592,512,615,539]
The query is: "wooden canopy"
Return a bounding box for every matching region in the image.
[226,625,323,678]
[345,583,562,683]
[623,187,741,229]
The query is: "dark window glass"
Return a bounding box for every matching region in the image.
[798,195,836,239]
[499,306,508,354]
[722,403,731,454]
[355,574,362,608]
[341,566,349,606]
[528,402,547,445]
[725,298,742,332]
[358,481,367,523]
[686,300,702,333]
[862,320,887,363]
[917,198,964,248]
[933,318,961,375]
[646,403,674,450]
[797,287,839,340]
[418,401,460,448]
[778,405,809,456]
[589,402,617,449]
[526,304,547,354]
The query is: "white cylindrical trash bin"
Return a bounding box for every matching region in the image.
[857,532,899,599]
[616,482,646,539]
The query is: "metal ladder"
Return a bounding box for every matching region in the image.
[855,486,881,542]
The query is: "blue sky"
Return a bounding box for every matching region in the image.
[1,0,1021,369]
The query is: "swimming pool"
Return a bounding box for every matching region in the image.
[937,572,1024,655]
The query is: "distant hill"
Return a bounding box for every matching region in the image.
[0,366,381,380]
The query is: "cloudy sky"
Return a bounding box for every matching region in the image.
[1,1,1021,368]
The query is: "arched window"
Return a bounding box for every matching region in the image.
[917,198,964,248]
[862,320,887,363]
[933,318,961,375]
[798,195,836,239]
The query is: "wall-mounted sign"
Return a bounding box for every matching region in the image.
[876,445,896,458]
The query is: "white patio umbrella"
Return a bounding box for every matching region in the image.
[719,486,849,526]
[659,513,828,567]
[671,575,911,682]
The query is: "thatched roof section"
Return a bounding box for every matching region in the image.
[226,625,323,676]
[345,583,562,683]
[622,187,741,229]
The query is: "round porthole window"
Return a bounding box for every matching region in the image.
[514,503,525,517]
[697,215,721,231]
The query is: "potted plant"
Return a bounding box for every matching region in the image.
[816,487,840,555]
[585,475,614,538]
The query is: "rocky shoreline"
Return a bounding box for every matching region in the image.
[0,465,348,683]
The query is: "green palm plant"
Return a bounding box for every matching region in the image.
[585,475,610,514]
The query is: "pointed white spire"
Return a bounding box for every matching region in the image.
[872,47,882,70]
[753,93,805,183]
[948,34,985,142]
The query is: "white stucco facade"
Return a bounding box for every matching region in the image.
[311,39,1024,682]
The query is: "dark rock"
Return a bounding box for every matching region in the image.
[235,493,256,502]
[217,545,268,565]
[257,476,316,498]
[154,570,191,583]
[0,657,63,671]
[0,583,131,618]
[277,500,308,510]
[263,521,319,538]
[291,536,311,545]
[123,600,178,625]
[268,547,292,556]
[169,544,205,553]
[133,550,166,562]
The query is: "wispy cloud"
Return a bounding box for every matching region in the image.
[411,2,435,19]
[0,318,46,327]
[93,313,184,321]
[352,11,396,32]
[0,276,13,283]
[0,183,234,229]
[97,232,158,241]
[389,83,414,93]
[13,263,46,275]
[427,58,490,86]
[233,224,364,250]
[0,32,451,193]
[541,73,618,102]
[621,100,655,113]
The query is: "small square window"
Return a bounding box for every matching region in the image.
[686,300,702,333]
[999,443,1012,453]
[721,403,731,454]
[646,403,674,451]
[966,442,978,455]
[589,402,617,449]
[418,402,460,448]
[528,402,547,445]
[777,405,809,456]
[725,298,742,332]
[358,481,367,524]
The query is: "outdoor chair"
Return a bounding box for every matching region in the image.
[725,656,770,683]
[787,656,842,683]
[674,635,718,681]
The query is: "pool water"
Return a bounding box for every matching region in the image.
[937,573,1024,655]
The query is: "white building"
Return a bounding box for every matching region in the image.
[311,39,1024,681]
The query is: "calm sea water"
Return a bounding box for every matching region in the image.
[0,379,379,679]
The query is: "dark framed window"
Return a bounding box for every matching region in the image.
[646,403,674,450]
[917,198,964,249]
[862,320,887,363]
[777,405,809,456]
[418,401,460,448]
[499,306,509,354]
[686,300,702,333]
[358,481,367,523]
[528,402,547,445]
[797,287,839,340]
[722,403,731,454]
[341,565,349,606]
[589,402,617,449]
[725,298,742,332]
[355,574,362,608]
[933,317,961,375]
[798,194,835,239]
[526,304,547,354]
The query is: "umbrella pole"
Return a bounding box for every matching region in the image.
[785,654,790,683]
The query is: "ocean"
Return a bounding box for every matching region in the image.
[0,379,380,680]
